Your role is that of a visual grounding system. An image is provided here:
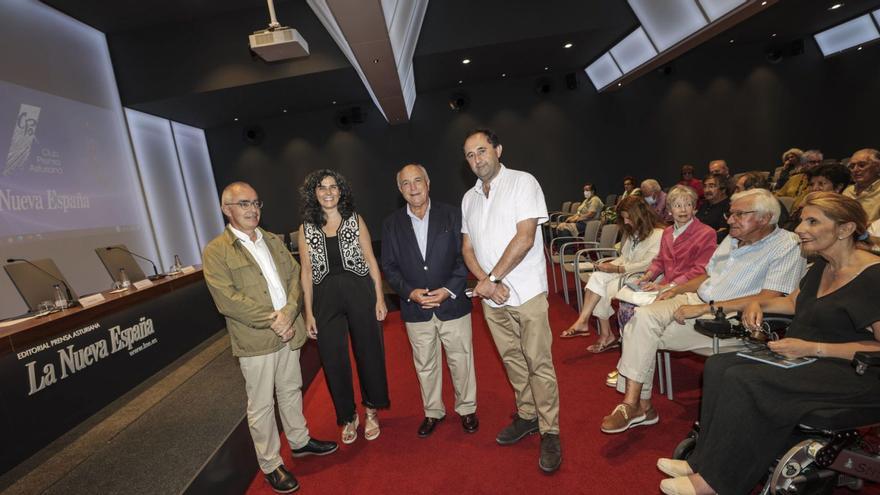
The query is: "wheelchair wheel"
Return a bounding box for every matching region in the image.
[768,440,837,495]
[673,431,699,460]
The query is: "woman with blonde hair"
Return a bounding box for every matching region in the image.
[560,196,665,352]
[657,192,880,495]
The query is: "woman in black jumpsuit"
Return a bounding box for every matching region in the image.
[657,192,880,495]
[298,169,389,445]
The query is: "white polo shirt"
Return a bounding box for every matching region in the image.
[461,165,549,308]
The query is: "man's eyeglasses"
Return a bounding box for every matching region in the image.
[723,210,757,221]
[225,200,263,210]
[849,161,877,171]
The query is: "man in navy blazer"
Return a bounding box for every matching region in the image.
[381,164,478,438]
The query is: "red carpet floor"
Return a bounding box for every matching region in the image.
[246,284,880,494]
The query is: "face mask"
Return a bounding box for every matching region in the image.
[583,191,592,199]
[645,196,656,205]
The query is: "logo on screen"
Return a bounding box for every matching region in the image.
[4,104,41,176]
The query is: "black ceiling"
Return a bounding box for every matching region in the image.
[38,0,880,129]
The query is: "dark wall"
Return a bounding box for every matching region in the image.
[205,36,880,238]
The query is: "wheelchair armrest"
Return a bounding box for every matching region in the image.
[853,351,880,376]
[694,317,741,339]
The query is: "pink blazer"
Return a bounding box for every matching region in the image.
[646,218,716,285]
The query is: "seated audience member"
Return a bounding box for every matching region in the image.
[843,148,880,222]
[557,183,604,237]
[771,148,804,191]
[707,160,729,181]
[641,179,671,223]
[678,165,704,201]
[637,186,717,296]
[776,149,823,202]
[696,175,731,241]
[657,192,880,495]
[617,176,641,205]
[560,196,664,352]
[734,171,790,227]
[870,218,880,250]
[600,188,805,434]
[783,162,851,230]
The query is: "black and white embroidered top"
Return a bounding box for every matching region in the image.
[303,213,370,284]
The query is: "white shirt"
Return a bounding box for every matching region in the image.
[462,165,549,307]
[406,200,431,260]
[697,227,804,303]
[672,219,693,240]
[228,225,287,311]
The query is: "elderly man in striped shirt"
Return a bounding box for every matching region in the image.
[601,188,806,434]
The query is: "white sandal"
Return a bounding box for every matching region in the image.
[342,415,359,445]
[365,408,380,441]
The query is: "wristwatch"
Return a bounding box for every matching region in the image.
[488,273,502,283]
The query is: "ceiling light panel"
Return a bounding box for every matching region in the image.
[697,0,747,22]
[628,0,708,51]
[814,14,879,56]
[874,8,880,25]
[610,27,658,74]
[585,52,623,90]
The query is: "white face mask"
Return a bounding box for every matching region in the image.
[583,191,592,199]
[645,196,656,205]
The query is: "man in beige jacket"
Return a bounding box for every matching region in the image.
[203,181,336,494]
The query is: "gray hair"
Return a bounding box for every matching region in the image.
[220,181,254,205]
[667,185,698,208]
[802,149,823,163]
[782,148,803,161]
[396,163,430,186]
[730,188,780,224]
[640,179,661,194]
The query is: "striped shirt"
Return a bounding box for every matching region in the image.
[697,226,805,303]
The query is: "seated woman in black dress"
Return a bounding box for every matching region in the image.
[297,169,390,445]
[657,192,880,495]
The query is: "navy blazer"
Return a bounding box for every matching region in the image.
[381,201,472,323]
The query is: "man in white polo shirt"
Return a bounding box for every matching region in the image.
[460,129,561,473]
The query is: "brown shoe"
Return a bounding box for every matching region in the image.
[600,403,646,434]
[636,406,659,428]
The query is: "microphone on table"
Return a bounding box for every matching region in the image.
[105,246,166,280]
[6,257,78,306]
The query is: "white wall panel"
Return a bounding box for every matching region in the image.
[126,109,200,269]
[171,122,224,256]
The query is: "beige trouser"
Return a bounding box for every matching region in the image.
[556,222,579,237]
[239,346,310,473]
[404,313,477,418]
[585,270,622,319]
[615,292,737,400]
[482,293,560,434]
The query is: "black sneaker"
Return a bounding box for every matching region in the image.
[496,414,539,445]
[539,433,562,473]
[265,465,299,493]
[292,438,338,457]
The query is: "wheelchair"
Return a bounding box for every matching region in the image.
[672,310,880,495]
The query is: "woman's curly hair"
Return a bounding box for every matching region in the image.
[299,169,356,227]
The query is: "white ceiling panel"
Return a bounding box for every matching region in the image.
[585,52,623,90]
[698,0,747,22]
[610,27,657,74]
[628,0,708,51]
[814,14,879,57]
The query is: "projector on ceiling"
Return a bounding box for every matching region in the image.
[249,27,309,62]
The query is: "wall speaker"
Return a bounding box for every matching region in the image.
[334,107,365,130]
[448,93,470,111]
[564,72,578,90]
[534,77,553,95]
[242,125,265,145]
[765,39,804,64]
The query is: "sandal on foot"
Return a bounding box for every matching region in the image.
[342,415,359,445]
[587,338,621,354]
[560,326,591,338]
[365,409,380,441]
